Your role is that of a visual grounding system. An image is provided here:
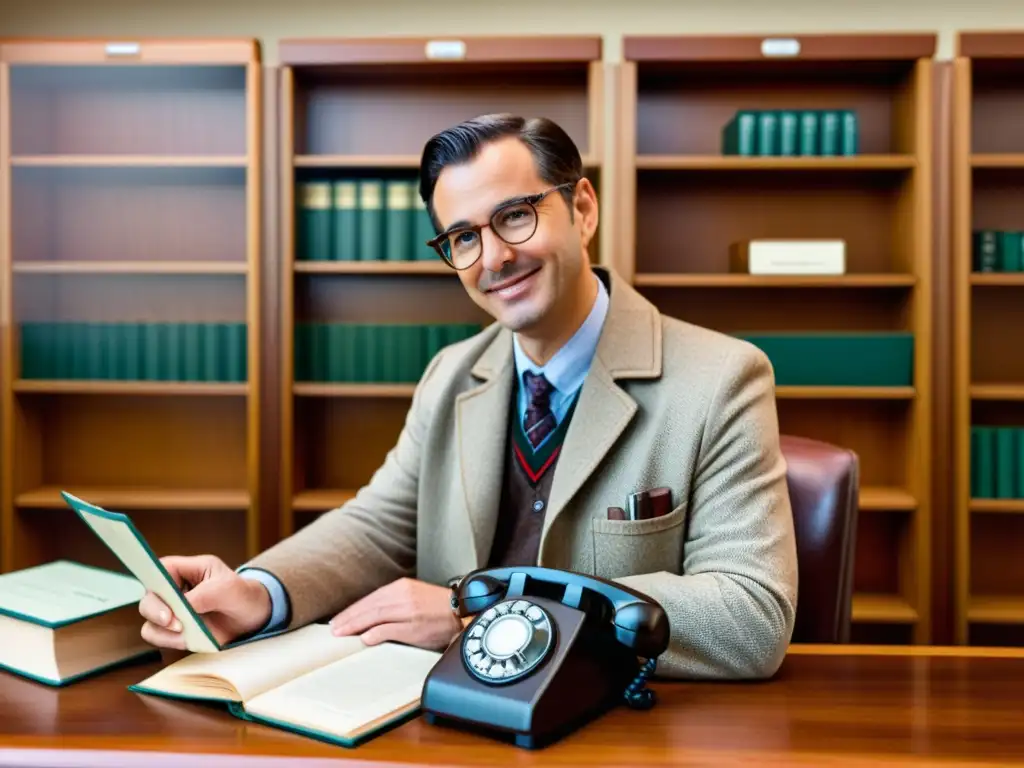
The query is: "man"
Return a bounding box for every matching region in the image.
[139,114,798,680]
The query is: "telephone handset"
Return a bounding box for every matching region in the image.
[420,566,671,749]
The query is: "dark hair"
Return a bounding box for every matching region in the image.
[418,113,583,231]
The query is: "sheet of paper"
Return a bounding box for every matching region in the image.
[0,560,144,626]
[61,491,220,653]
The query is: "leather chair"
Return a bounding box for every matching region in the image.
[780,434,859,643]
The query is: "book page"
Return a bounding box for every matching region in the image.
[134,624,367,703]
[0,561,144,626]
[62,492,220,653]
[245,643,441,741]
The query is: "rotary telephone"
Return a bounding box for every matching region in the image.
[420,565,670,749]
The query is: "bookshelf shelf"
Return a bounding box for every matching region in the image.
[954,32,1024,644]
[10,155,248,168]
[0,39,263,574]
[635,154,916,171]
[12,380,248,396]
[15,486,249,511]
[620,33,935,644]
[12,261,249,275]
[293,383,415,398]
[633,273,916,288]
[970,499,1024,514]
[294,260,453,276]
[970,153,1024,168]
[279,36,607,539]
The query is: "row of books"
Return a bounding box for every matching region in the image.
[19,321,247,383]
[297,178,438,263]
[722,109,858,157]
[971,426,1024,499]
[973,230,1024,272]
[736,332,913,387]
[294,322,481,384]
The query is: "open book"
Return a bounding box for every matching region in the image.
[130,623,441,746]
[0,560,157,686]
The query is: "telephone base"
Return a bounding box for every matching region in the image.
[422,700,618,750]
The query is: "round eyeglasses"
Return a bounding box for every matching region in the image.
[426,181,576,270]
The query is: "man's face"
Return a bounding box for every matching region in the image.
[429,136,598,334]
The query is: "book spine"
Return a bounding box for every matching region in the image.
[414,193,437,261]
[973,230,1000,272]
[358,180,385,261]
[1018,428,1024,498]
[332,180,359,262]
[799,111,819,156]
[778,111,798,156]
[999,231,1023,271]
[202,322,222,382]
[973,426,995,499]
[723,111,757,156]
[756,111,779,156]
[819,110,840,156]
[385,180,414,262]
[840,110,858,155]
[996,427,1018,499]
[297,181,333,262]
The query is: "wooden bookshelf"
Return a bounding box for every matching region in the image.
[618,34,935,643]
[278,36,606,537]
[953,32,1024,647]
[0,39,263,573]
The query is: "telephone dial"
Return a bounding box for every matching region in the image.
[420,565,670,749]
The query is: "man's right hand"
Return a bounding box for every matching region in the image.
[138,554,272,650]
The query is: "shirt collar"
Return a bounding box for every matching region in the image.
[512,271,609,394]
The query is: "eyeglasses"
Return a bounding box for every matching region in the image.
[426,182,576,270]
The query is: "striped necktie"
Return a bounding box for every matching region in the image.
[523,371,557,449]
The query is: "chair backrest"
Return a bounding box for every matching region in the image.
[780,434,859,643]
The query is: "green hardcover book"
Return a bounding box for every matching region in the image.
[819,111,840,156]
[722,110,758,155]
[142,323,162,381]
[182,324,202,382]
[324,323,348,383]
[332,180,359,262]
[798,111,819,156]
[413,194,437,261]
[163,324,183,382]
[0,560,157,687]
[973,426,996,499]
[973,230,1000,272]
[358,180,385,261]
[202,322,222,382]
[840,110,858,155]
[121,323,142,381]
[999,231,1022,271]
[995,427,1017,499]
[1017,428,1024,498]
[353,324,376,382]
[19,323,44,379]
[297,181,333,262]
[221,323,246,383]
[385,180,415,262]
[778,111,799,156]
[71,323,92,380]
[756,111,779,156]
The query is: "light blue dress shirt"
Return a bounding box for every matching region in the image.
[242,272,610,634]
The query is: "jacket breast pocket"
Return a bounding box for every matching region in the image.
[590,504,687,581]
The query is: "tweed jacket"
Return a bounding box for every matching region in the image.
[247,266,799,680]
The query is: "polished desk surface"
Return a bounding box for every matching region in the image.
[1,645,1023,767]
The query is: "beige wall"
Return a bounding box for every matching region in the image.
[1,0,1023,61]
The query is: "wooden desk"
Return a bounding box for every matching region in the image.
[1,645,1023,767]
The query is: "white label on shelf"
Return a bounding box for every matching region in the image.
[105,42,141,56]
[425,40,467,60]
[761,38,800,57]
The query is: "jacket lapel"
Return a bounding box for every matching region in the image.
[456,328,514,568]
[540,268,663,551]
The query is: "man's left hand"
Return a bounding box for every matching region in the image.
[328,577,464,651]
